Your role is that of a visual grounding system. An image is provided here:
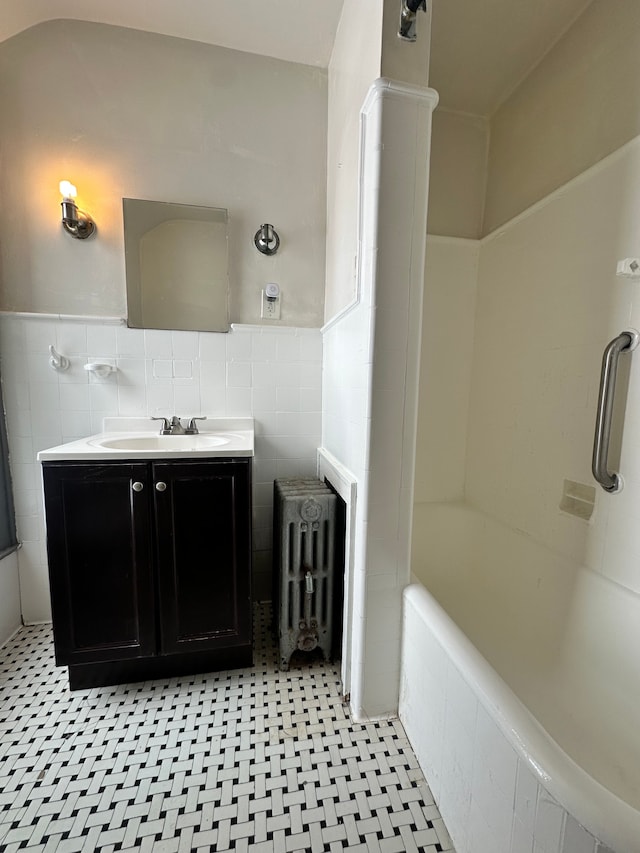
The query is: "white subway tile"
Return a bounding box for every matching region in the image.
[89,383,119,413]
[275,412,302,435]
[252,362,277,389]
[25,321,56,353]
[199,386,226,417]
[57,362,89,385]
[172,330,198,359]
[562,816,594,853]
[299,333,322,363]
[173,360,193,379]
[147,385,175,416]
[117,358,147,387]
[11,462,36,494]
[535,792,566,853]
[300,361,322,389]
[28,350,58,385]
[199,361,226,389]
[173,386,201,415]
[299,387,321,412]
[445,663,479,739]
[7,435,34,464]
[3,381,31,412]
[253,458,278,485]
[14,489,39,517]
[476,703,518,800]
[56,323,87,356]
[87,324,117,356]
[515,761,539,835]
[251,333,277,362]
[255,413,279,436]
[252,387,276,413]
[276,335,300,363]
[275,362,301,388]
[116,326,145,357]
[511,816,535,853]
[199,333,227,361]
[59,384,90,412]
[253,483,272,507]
[61,410,92,438]
[226,331,252,361]
[30,409,62,439]
[227,361,251,388]
[117,386,147,416]
[153,359,173,379]
[144,329,172,358]
[30,383,60,412]
[90,412,110,433]
[276,387,300,412]
[225,387,251,415]
[16,513,40,543]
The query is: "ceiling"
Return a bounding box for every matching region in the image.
[0,0,595,116]
[429,0,595,116]
[0,0,345,68]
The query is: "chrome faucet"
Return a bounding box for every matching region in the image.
[152,416,207,435]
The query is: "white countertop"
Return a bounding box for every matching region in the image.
[37,417,254,461]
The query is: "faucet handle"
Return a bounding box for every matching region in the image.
[187,416,207,433]
[151,416,170,433]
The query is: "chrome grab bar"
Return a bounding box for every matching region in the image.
[592,329,639,492]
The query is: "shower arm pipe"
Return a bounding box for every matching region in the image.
[592,329,639,492]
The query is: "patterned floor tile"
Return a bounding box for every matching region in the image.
[0,605,453,852]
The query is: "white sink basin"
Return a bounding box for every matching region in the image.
[90,434,234,451]
[37,417,254,461]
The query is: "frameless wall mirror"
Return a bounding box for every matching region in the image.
[123,198,230,333]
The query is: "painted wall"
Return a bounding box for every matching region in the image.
[0,551,21,646]
[0,20,327,326]
[324,0,433,323]
[380,0,430,88]
[484,0,640,233]
[427,111,488,240]
[414,237,479,503]
[0,315,322,623]
[324,0,383,322]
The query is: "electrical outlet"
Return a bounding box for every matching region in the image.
[261,288,281,320]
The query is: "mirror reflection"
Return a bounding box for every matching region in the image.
[123,198,230,333]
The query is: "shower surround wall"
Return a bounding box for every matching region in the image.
[0,317,322,623]
[408,132,640,853]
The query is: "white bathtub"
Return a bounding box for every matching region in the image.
[400,502,640,853]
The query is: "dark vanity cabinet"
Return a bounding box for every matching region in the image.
[42,458,252,688]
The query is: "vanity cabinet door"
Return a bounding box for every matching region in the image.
[152,460,252,656]
[43,463,156,666]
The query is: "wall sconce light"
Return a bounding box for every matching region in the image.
[59,180,96,239]
[254,223,280,256]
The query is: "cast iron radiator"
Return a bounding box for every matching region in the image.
[273,478,337,670]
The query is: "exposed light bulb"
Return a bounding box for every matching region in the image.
[59,180,77,199]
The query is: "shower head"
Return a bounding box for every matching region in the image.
[398,0,427,42]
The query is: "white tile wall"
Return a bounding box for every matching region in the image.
[0,316,322,623]
[400,586,603,853]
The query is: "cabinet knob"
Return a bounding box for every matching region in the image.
[155,482,167,492]
[132,481,144,493]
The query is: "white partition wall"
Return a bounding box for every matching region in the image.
[322,79,438,718]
